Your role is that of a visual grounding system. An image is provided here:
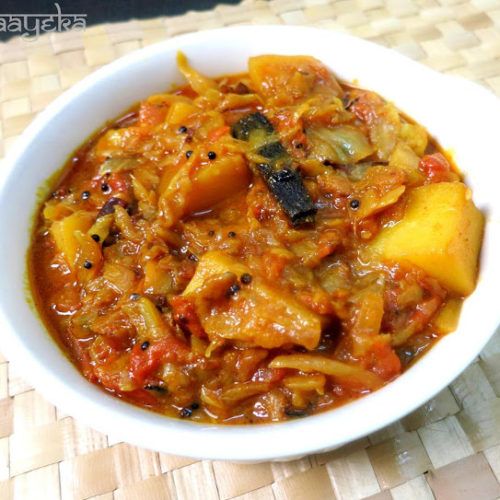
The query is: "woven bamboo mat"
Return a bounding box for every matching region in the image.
[1,0,500,499]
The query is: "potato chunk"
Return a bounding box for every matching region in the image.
[183,251,322,349]
[369,182,484,296]
[186,154,250,214]
[165,101,198,125]
[50,211,95,269]
[160,154,250,225]
[249,55,341,105]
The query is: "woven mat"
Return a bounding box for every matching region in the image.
[1,1,500,499]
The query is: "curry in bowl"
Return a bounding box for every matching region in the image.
[29,54,484,423]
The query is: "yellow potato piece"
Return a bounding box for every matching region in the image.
[161,154,250,224]
[165,101,198,125]
[249,55,341,105]
[183,251,322,350]
[433,298,463,334]
[185,154,250,214]
[369,182,484,296]
[50,211,95,269]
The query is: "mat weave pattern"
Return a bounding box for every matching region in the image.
[1,1,500,499]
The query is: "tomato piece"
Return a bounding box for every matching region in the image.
[170,295,207,339]
[129,336,191,384]
[208,125,230,142]
[66,336,96,383]
[261,252,290,281]
[128,343,161,383]
[410,296,443,331]
[174,85,198,100]
[418,153,451,183]
[350,99,376,124]
[368,341,402,380]
[297,290,334,315]
[138,102,167,127]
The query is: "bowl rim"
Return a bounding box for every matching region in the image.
[0,24,499,462]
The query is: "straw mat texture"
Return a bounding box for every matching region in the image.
[1,1,500,499]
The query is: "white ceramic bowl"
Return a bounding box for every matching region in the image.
[0,25,499,462]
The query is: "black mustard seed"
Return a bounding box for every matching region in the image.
[240,273,252,285]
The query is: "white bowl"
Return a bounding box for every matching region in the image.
[0,25,499,462]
